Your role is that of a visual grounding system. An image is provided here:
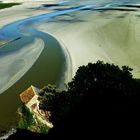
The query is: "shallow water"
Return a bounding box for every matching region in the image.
[0,16,67,134]
[0,32,66,133]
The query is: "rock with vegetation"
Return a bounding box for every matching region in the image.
[17,105,49,134]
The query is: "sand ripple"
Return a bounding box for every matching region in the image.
[0,38,44,94]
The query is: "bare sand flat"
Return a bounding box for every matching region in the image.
[38,9,140,78]
[0,38,44,94]
[1,1,140,79]
[0,0,58,29]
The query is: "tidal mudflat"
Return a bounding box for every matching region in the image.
[0,0,140,138]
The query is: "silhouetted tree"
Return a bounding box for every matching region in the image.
[39,61,140,124]
[38,85,70,123]
[9,61,140,139]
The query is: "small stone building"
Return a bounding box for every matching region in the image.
[20,85,39,104]
[19,85,53,128]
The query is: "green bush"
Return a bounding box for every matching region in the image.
[18,105,35,129]
[40,125,49,134]
[0,3,20,9]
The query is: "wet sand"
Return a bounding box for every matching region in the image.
[1,0,140,138]
[38,8,140,78]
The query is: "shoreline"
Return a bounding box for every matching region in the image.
[0,128,16,140]
[37,9,140,78]
[0,38,44,95]
[43,31,73,84]
[0,0,59,29]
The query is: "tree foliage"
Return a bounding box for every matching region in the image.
[38,61,140,124]
[18,105,35,129]
[68,61,139,99]
[0,3,20,9]
[38,84,70,123]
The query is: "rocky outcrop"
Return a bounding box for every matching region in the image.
[18,85,53,134]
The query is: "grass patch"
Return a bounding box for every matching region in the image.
[40,125,49,134]
[0,3,20,9]
[18,105,36,130]
[17,105,49,134]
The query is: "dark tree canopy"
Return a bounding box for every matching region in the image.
[39,61,140,125]
[9,61,140,139]
[68,61,140,102]
[38,84,70,123]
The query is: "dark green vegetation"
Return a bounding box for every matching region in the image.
[0,3,20,9]
[8,61,140,139]
[18,105,36,130]
[39,84,70,124]
[39,61,140,124]
[18,105,49,134]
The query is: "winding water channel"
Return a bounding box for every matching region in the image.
[0,1,92,133]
